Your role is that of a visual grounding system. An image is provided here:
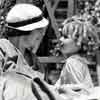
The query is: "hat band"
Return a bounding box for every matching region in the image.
[7,14,43,27]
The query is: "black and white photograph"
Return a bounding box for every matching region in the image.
[0,0,100,100]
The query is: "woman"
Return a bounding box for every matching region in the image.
[0,3,49,78]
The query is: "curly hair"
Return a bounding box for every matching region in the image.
[62,17,100,55]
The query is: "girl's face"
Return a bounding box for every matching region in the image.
[59,37,80,55]
[18,28,46,54]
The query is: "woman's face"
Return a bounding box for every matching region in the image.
[18,28,46,54]
[59,37,80,55]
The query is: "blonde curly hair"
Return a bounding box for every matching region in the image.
[62,17,100,55]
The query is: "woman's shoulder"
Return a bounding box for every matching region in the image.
[0,38,19,56]
[0,39,12,54]
[0,38,13,49]
[0,38,11,44]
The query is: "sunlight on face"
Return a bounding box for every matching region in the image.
[59,36,80,54]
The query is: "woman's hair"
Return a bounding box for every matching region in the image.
[62,17,100,55]
[4,26,31,37]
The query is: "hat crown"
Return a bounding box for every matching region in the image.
[6,4,42,23]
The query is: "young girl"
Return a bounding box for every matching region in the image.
[55,17,100,96]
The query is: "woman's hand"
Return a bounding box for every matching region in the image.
[57,84,81,97]
[56,84,90,96]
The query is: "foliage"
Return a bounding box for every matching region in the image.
[0,0,16,38]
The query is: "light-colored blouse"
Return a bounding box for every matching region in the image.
[55,55,94,89]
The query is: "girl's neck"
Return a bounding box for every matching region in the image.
[63,52,79,59]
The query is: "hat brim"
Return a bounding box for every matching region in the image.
[7,17,49,31]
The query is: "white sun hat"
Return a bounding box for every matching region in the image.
[6,3,49,31]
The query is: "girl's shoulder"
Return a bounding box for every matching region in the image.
[66,55,89,65]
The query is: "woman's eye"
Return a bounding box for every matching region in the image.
[63,35,68,39]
